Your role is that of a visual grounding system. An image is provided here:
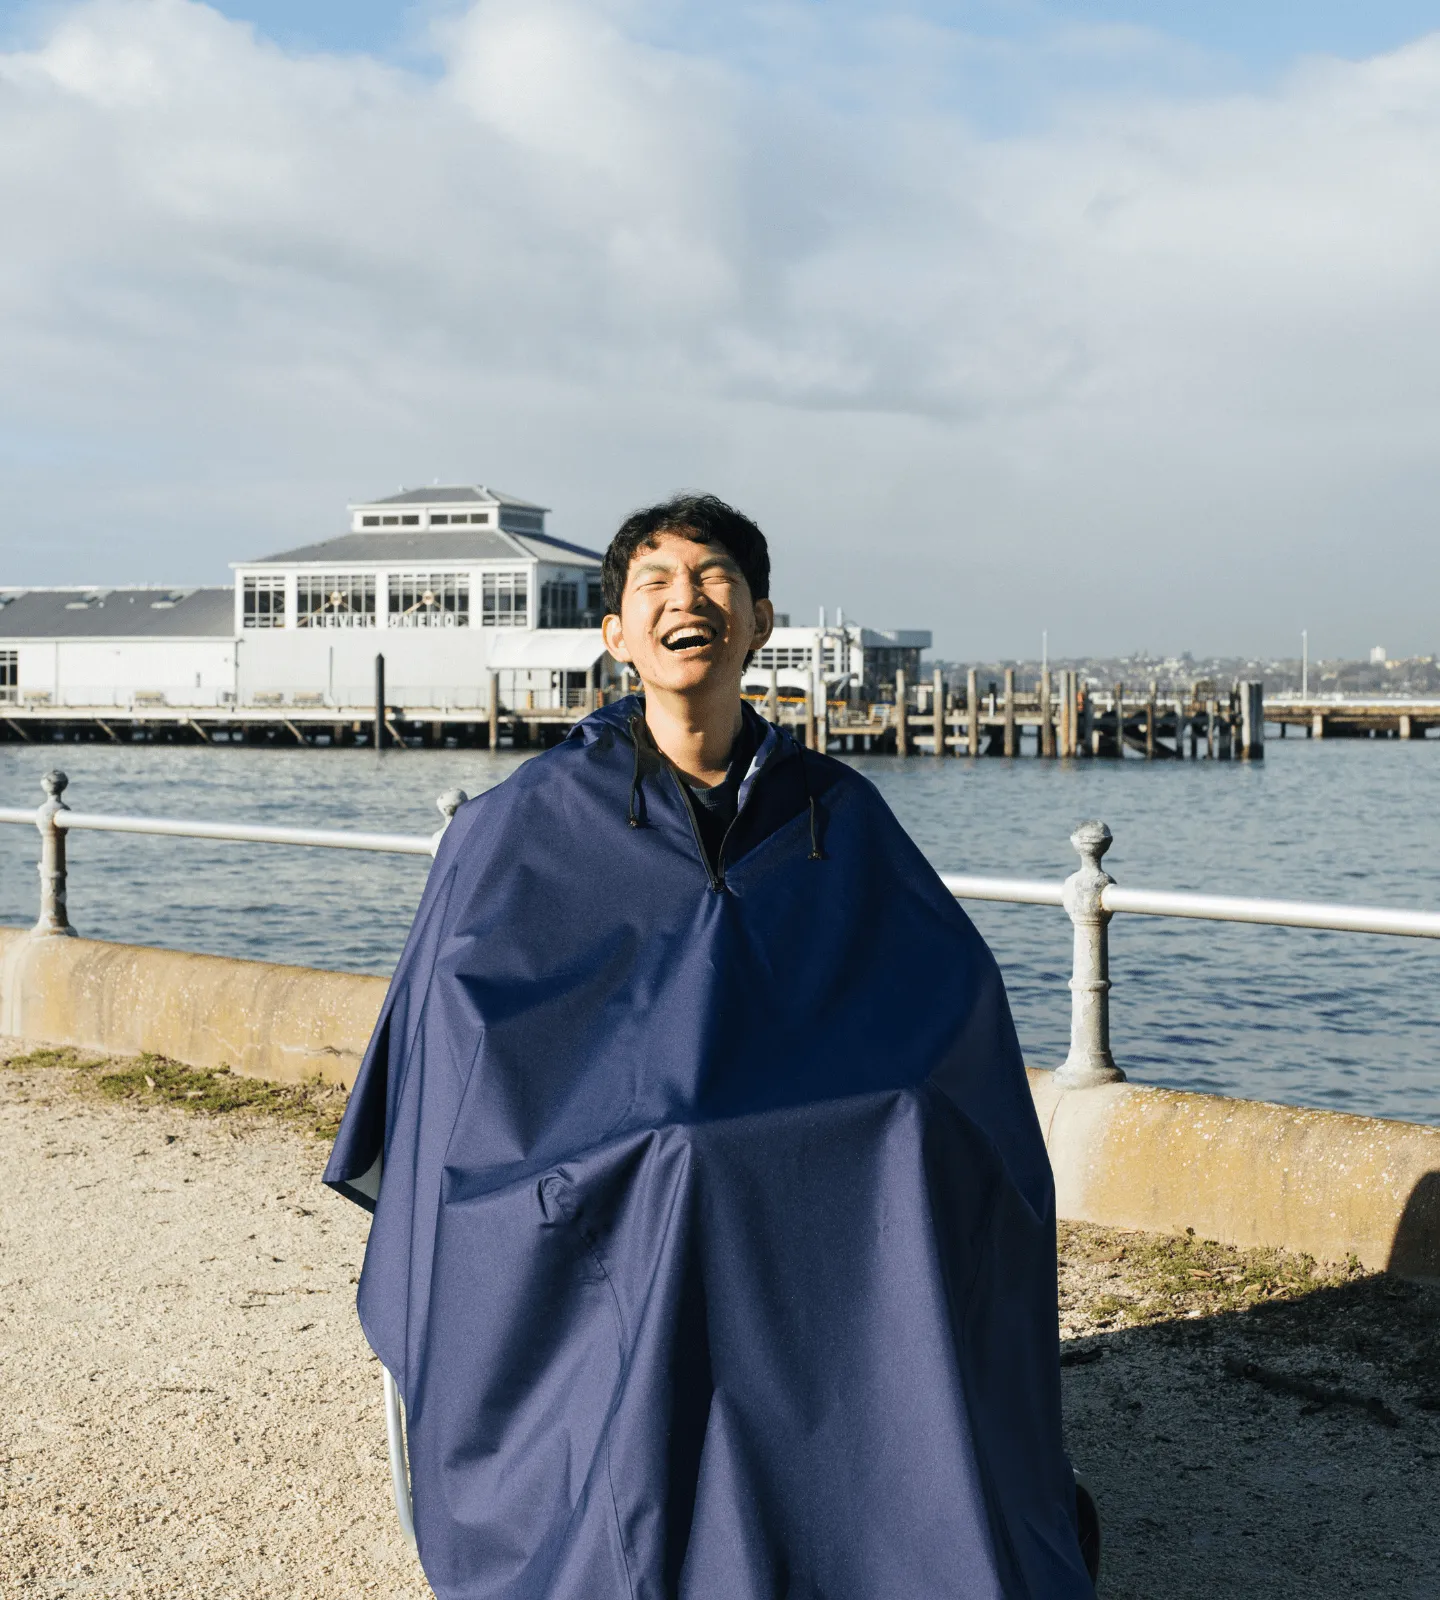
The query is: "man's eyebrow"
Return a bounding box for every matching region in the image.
[629,548,740,578]
[629,555,678,577]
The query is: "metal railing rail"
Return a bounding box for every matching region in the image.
[60,811,433,856]
[938,873,1440,940]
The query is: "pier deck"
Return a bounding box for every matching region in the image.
[2,690,1434,752]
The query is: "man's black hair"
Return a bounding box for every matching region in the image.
[601,493,770,615]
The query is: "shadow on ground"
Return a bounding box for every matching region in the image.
[1064,1265,1440,1598]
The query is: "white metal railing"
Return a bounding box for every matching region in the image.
[6,769,1440,1076]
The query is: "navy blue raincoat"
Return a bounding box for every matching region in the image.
[325,697,1091,1598]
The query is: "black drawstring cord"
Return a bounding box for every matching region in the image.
[798,744,823,861]
[627,713,647,829]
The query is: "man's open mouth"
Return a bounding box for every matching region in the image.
[661,624,717,653]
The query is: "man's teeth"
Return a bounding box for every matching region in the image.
[664,629,713,650]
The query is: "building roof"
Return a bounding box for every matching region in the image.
[352,485,550,511]
[245,528,601,567]
[0,588,234,639]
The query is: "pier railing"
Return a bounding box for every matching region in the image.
[4,771,1440,1089]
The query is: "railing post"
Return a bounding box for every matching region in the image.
[430,788,469,857]
[1056,819,1125,1088]
[34,769,76,937]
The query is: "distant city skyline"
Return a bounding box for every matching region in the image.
[2,0,1440,658]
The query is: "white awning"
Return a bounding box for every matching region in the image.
[485,630,609,672]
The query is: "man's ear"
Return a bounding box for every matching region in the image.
[750,598,775,653]
[602,612,632,662]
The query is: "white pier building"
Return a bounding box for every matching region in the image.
[0,484,930,735]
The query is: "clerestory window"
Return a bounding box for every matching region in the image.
[389,572,468,628]
[539,578,580,629]
[480,571,528,627]
[242,575,286,629]
[296,573,377,628]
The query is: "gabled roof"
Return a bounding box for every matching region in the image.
[0,588,234,639]
[353,485,550,511]
[244,529,601,567]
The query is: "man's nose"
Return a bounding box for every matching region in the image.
[667,571,711,609]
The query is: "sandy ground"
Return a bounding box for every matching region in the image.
[3,1044,1439,1598]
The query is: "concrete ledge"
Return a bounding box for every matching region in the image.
[1028,1067,1440,1279]
[2,926,1436,1276]
[0,927,386,1088]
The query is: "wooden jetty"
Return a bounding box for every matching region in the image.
[9,678,1430,756]
[0,672,1273,757]
[764,671,1266,760]
[1265,698,1440,740]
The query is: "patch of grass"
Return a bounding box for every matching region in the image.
[7,1044,106,1072]
[9,1045,348,1139]
[1059,1220,1364,1329]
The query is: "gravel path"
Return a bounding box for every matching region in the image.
[0,1049,426,1599]
[3,1045,1439,1598]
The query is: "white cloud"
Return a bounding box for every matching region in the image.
[2,0,1440,655]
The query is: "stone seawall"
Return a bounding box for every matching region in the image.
[0,926,386,1088]
[3,925,1437,1277]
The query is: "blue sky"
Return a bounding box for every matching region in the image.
[134,1,1440,74]
[4,0,1440,656]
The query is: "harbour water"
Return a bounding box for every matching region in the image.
[2,737,1437,1126]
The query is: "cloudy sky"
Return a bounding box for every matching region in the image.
[2,0,1439,658]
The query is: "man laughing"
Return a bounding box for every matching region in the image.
[326,493,1095,1599]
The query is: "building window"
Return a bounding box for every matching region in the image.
[362,515,380,527]
[390,572,469,628]
[296,573,377,627]
[430,514,450,525]
[582,576,604,626]
[540,577,579,629]
[0,649,15,703]
[481,571,528,627]
[401,515,420,526]
[242,575,286,629]
[754,646,814,670]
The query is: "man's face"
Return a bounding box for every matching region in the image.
[601,531,774,698]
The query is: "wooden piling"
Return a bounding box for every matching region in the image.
[1146,682,1156,760]
[1002,669,1016,757]
[1240,681,1265,759]
[966,668,979,757]
[805,687,818,750]
[895,669,909,756]
[1113,683,1124,759]
[487,671,500,751]
[933,667,946,755]
[767,667,778,724]
[1079,686,1096,756]
[1040,669,1054,757]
